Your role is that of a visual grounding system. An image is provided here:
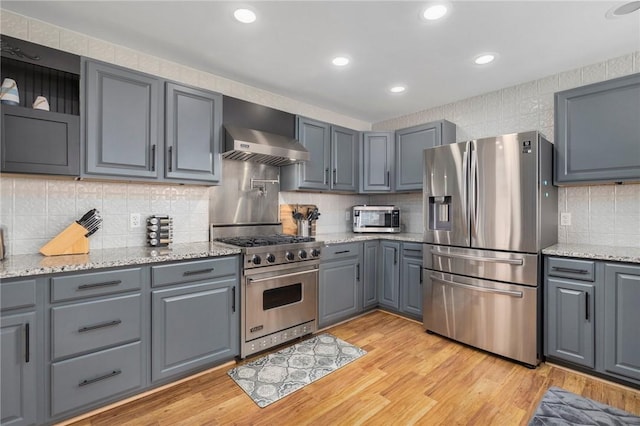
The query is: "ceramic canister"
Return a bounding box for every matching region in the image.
[33,96,50,111]
[0,78,20,105]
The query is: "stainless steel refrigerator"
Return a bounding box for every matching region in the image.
[422,131,557,366]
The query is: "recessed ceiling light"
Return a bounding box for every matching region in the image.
[606,1,640,18]
[423,4,448,20]
[474,54,495,65]
[332,56,350,67]
[234,8,256,24]
[390,86,406,93]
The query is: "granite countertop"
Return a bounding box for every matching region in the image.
[542,243,640,264]
[0,242,241,279]
[315,232,424,245]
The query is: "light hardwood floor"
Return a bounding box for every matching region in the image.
[67,311,640,425]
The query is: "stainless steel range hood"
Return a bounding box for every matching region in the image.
[222,125,309,167]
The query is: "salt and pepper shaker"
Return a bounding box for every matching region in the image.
[147,215,173,247]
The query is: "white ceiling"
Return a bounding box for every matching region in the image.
[3,1,640,123]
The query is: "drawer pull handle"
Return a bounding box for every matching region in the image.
[334,250,351,254]
[183,268,214,276]
[551,266,589,274]
[78,319,122,333]
[77,280,122,290]
[79,369,122,387]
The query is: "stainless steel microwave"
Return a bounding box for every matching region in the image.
[353,205,401,233]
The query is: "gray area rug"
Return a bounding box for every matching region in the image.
[228,333,366,408]
[529,386,640,425]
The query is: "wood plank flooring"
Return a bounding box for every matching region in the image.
[66,311,640,425]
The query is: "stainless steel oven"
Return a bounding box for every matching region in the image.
[243,262,318,357]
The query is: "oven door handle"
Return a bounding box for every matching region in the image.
[248,269,317,284]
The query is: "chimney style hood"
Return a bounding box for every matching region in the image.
[222,125,309,167]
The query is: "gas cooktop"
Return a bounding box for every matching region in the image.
[216,235,315,248]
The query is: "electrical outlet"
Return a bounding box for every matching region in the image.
[560,212,572,226]
[345,211,351,221]
[130,213,141,229]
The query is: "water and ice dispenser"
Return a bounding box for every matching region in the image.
[428,196,452,231]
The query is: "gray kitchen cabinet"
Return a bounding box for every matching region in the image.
[379,241,401,310]
[362,241,379,310]
[84,59,161,179]
[151,258,239,382]
[319,243,363,327]
[281,117,358,192]
[165,82,222,183]
[395,121,456,191]
[1,277,39,426]
[604,263,640,382]
[1,312,37,426]
[360,132,394,192]
[546,277,596,368]
[400,243,423,320]
[554,73,640,185]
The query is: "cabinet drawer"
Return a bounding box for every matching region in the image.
[51,267,143,302]
[51,294,141,360]
[322,242,362,262]
[151,257,237,288]
[1,278,36,311]
[402,243,423,259]
[547,257,595,281]
[50,341,142,417]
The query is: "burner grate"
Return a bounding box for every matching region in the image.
[216,235,315,248]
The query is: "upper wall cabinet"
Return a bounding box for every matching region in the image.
[554,73,640,185]
[0,35,80,176]
[84,60,161,179]
[395,120,456,191]
[360,132,394,192]
[281,117,358,192]
[83,59,222,184]
[165,83,221,182]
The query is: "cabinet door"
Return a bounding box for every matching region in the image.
[331,125,358,191]
[401,248,423,319]
[319,256,360,328]
[546,278,595,368]
[554,73,640,184]
[361,132,394,192]
[1,312,36,426]
[151,278,238,382]
[379,241,400,310]
[395,123,440,191]
[1,105,80,176]
[604,264,640,382]
[165,83,221,183]
[363,241,379,309]
[85,60,160,178]
[296,117,330,190]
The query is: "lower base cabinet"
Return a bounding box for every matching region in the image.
[379,241,401,310]
[400,244,423,320]
[151,278,239,382]
[363,241,379,310]
[319,243,362,328]
[545,257,640,387]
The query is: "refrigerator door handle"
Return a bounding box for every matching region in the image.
[462,145,469,235]
[430,249,524,265]
[429,274,523,298]
[470,144,479,240]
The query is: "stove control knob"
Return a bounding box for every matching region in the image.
[251,255,262,265]
[298,249,308,259]
[311,248,321,258]
[266,253,276,263]
[285,251,295,261]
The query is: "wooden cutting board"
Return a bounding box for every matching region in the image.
[280,204,317,236]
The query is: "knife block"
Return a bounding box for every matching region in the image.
[40,222,89,256]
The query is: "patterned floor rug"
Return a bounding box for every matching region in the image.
[529,386,640,425]
[228,333,367,408]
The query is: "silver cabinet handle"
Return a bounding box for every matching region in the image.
[248,269,317,284]
[430,274,523,298]
[79,370,122,387]
[430,249,523,265]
